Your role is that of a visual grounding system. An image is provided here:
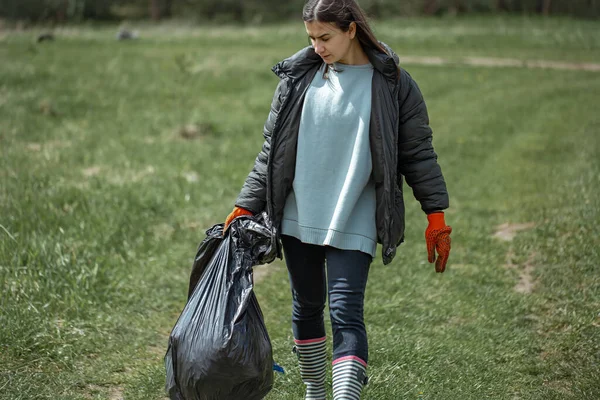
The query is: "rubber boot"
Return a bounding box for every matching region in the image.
[293,337,327,400]
[332,356,368,400]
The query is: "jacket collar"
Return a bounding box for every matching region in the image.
[272,42,399,83]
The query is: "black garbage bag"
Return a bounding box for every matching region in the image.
[165,212,279,400]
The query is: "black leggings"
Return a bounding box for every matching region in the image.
[281,234,372,363]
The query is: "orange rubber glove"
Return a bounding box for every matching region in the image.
[425,212,452,273]
[224,206,253,232]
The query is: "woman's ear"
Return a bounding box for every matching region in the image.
[348,22,357,40]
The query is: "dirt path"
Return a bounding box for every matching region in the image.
[400,56,600,72]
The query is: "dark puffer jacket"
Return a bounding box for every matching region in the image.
[235,44,449,265]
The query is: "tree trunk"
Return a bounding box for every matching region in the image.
[454,0,467,13]
[495,0,509,11]
[164,0,173,18]
[150,0,162,21]
[542,0,552,15]
[55,0,68,22]
[232,4,243,22]
[448,0,467,14]
[423,0,439,15]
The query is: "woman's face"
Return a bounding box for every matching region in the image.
[304,20,356,64]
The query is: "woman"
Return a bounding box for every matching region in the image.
[224,0,452,398]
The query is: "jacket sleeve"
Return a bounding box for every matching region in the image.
[397,69,449,214]
[235,79,286,214]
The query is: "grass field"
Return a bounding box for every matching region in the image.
[1,15,599,400]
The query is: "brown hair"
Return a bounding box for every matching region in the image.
[303,0,389,61]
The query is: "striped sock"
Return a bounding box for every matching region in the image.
[332,356,368,400]
[293,337,327,400]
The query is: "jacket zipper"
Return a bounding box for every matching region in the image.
[265,77,293,242]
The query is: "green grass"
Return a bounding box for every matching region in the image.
[1,16,599,400]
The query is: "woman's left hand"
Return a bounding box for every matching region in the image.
[224,206,253,233]
[425,213,452,273]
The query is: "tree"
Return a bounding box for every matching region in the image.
[495,0,510,11]
[541,0,552,16]
[55,0,68,22]
[423,0,440,15]
[149,0,172,20]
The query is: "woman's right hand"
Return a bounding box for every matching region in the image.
[224,206,253,232]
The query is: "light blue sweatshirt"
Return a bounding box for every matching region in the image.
[281,62,377,257]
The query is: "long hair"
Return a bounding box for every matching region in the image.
[302,0,390,68]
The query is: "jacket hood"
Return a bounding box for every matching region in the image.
[272,42,400,83]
